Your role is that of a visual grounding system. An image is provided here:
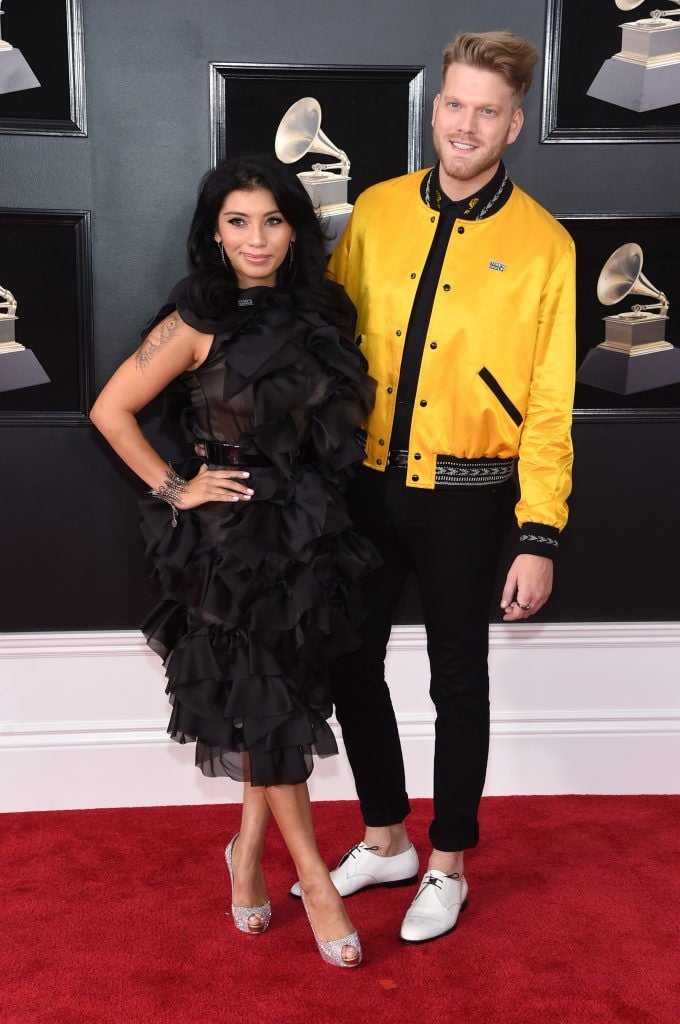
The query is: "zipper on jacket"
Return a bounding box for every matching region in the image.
[478,367,523,426]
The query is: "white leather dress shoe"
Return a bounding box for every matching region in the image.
[399,870,468,943]
[290,841,419,899]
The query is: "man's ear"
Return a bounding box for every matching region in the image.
[507,106,524,146]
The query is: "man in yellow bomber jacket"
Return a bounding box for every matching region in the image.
[316,31,575,944]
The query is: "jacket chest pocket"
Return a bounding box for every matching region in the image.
[478,367,523,426]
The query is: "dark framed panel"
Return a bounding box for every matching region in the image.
[209,63,425,202]
[542,0,680,143]
[557,213,680,420]
[0,0,86,136]
[0,209,93,425]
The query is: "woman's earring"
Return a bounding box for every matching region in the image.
[216,240,229,270]
[287,240,295,272]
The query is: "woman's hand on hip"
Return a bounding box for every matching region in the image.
[178,464,253,508]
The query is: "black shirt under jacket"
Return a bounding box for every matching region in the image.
[389,161,513,451]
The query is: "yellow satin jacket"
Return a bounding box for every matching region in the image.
[327,169,576,532]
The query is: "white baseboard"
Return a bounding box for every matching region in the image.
[1,623,679,811]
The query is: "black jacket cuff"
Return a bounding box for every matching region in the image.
[515,522,560,560]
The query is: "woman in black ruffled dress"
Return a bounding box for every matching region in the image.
[90,155,378,968]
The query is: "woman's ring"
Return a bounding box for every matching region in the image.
[516,601,532,611]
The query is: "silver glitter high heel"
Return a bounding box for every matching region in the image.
[224,834,271,935]
[300,892,362,968]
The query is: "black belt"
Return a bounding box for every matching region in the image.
[204,441,272,467]
[388,449,516,487]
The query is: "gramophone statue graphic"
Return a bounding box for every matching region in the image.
[275,97,353,252]
[0,284,50,394]
[588,0,680,111]
[0,0,41,96]
[576,243,680,395]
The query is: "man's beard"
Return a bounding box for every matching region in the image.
[434,134,506,183]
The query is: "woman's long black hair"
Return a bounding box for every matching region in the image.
[185,154,351,327]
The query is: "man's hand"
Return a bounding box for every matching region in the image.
[500,554,553,622]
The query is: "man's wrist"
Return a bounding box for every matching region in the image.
[515,522,560,561]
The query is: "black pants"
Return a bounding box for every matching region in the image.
[332,465,515,851]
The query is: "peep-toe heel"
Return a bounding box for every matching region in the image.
[300,892,362,968]
[225,834,271,934]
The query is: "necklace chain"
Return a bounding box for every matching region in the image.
[425,167,509,220]
[476,170,509,219]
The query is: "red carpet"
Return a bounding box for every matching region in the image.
[2,796,678,1024]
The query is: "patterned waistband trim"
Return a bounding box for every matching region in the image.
[434,458,516,487]
[385,448,516,487]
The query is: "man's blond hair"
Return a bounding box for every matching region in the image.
[442,31,539,104]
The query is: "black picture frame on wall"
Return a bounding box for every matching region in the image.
[209,63,425,201]
[558,213,680,421]
[0,209,93,425]
[541,0,680,143]
[0,0,86,136]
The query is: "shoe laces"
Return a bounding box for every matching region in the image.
[414,871,461,900]
[336,842,379,868]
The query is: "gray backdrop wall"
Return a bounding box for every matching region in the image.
[1,0,679,629]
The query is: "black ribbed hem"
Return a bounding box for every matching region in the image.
[515,522,560,560]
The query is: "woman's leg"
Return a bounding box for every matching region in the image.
[229,779,271,912]
[264,781,360,962]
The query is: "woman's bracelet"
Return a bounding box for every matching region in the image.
[149,466,189,528]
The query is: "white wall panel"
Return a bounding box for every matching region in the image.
[1,624,678,811]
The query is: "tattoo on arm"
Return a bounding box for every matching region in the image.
[135,316,180,373]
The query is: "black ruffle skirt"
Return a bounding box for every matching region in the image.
[140,462,379,787]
